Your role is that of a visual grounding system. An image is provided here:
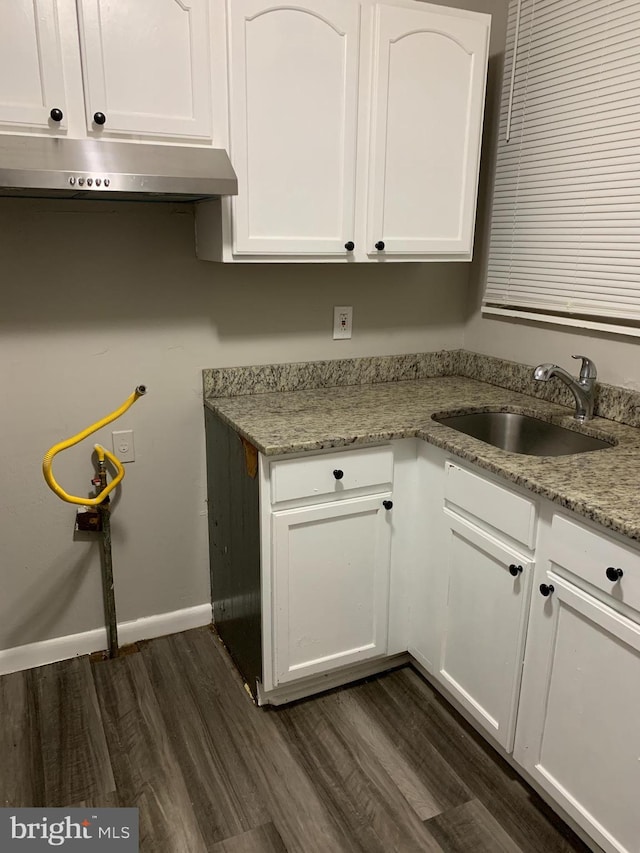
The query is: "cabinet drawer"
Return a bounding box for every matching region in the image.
[444,461,537,549]
[270,445,393,504]
[550,515,640,614]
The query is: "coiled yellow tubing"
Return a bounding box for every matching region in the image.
[42,385,147,506]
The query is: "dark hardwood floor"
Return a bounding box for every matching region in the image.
[0,627,592,852]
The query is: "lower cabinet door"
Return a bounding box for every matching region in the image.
[437,513,533,751]
[515,573,640,853]
[271,494,392,685]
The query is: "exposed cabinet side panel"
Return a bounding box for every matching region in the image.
[204,408,262,693]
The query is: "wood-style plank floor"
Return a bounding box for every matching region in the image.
[0,627,592,852]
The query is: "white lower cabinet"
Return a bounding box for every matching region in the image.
[209,415,640,852]
[515,520,640,853]
[265,444,640,851]
[271,494,392,684]
[438,513,532,751]
[412,447,535,750]
[413,446,640,850]
[262,444,395,693]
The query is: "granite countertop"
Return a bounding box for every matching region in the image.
[205,375,640,543]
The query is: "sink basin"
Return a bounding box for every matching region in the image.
[433,411,614,456]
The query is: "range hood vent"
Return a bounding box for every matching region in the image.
[0,136,237,202]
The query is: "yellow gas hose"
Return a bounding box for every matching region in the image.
[42,385,147,506]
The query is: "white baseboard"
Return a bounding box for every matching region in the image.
[0,603,212,677]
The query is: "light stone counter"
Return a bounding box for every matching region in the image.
[204,371,640,544]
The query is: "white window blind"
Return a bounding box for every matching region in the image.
[484,0,640,330]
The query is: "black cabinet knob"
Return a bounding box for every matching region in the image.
[539,583,555,597]
[93,111,106,125]
[49,108,63,122]
[375,241,385,251]
[344,241,355,252]
[333,469,344,480]
[383,500,393,510]
[509,564,523,577]
[606,566,623,582]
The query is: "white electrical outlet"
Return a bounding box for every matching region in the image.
[112,429,135,463]
[333,305,353,340]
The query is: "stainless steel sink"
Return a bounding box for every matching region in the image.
[433,411,614,456]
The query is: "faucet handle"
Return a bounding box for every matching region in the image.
[572,355,597,381]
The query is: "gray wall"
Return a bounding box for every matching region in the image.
[0,200,467,651]
[0,0,511,653]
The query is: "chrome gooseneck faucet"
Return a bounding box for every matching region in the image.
[532,355,597,421]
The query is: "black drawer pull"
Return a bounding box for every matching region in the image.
[333,469,344,480]
[509,564,523,577]
[539,583,555,597]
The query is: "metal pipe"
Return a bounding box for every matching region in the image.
[97,461,119,658]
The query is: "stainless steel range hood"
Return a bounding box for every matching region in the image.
[0,136,237,201]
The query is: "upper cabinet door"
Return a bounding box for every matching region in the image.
[0,0,67,133]
[76,0,212,140]
[227,0,361,256]
[367,3,489,258]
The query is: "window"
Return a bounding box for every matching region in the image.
[484,0,640,335]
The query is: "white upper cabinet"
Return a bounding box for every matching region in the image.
[76,0,212,140]
[197,0,490,262]
[0,0,212,142]
[227,0,361,255]
[0,0,67,133]
[367,3,489,258]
